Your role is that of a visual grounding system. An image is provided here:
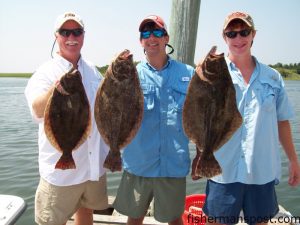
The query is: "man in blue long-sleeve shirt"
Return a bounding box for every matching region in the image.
[113,15,194,225]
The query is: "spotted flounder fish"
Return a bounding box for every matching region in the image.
[183,46,242,178]
[44,68,91,170]
[94,49,143,172]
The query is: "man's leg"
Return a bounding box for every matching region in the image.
[169,217,184,225]
[35,178,83,225]
[74,207,93,225]
[113,171,153,220]
[127,216,145,225]
[153,177,186,224]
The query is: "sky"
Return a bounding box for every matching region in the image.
[0,0,299,73]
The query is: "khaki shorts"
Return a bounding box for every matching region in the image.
[113,171,186,223]
[35,174,108,225]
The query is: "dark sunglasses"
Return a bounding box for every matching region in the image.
[224,29,252,39]
[58,28,84,37]
[140,29,166,39]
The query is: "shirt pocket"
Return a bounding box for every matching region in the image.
[171,84,188,111]
[170,84,188,132]
[258,76,280,112]
[141,84,156,110]
[261,85,276,112]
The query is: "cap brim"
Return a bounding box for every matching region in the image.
[223,18,252,30]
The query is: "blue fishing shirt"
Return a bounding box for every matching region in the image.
[212,57,294,185]
[122,57,194,177]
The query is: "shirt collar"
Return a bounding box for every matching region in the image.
[225,55,258,70]
[225,56,259,84]
[225,56,237,72]
[142,56,172,71]
[53,53,83,71]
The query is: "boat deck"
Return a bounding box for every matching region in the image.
[67,214,166,225]
[67,197,294,225]
[67,196,166,225]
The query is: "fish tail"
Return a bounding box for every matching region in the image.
[191,147,203,180]
[55,153,76,170]
[104,150,122,172]
[198,152,222,178]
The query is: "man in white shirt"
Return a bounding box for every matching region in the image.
[25,12,109,225]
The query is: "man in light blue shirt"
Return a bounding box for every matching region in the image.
[113,15,194,225]
[122,58,193,178]
[202,12,300,225]
[212,56,294,185]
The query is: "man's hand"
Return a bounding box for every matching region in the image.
[288,160,300,187]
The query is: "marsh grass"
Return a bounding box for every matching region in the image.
[1,64,299,80]
[0,73,32,78]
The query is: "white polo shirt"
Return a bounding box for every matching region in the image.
[25,54,109,186]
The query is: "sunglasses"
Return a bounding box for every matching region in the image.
[58,28,84,37]
[224,29,252,39]
[140,29,166,39]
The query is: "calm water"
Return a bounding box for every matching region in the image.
[0,78,299,224]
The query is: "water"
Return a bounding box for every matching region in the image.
[0,78,299,225]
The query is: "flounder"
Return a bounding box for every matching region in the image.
[183,46,242,178]
[94,49,143,172]
[44,68,91,170]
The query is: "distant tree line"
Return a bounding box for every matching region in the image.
[97,65,109,76]
[269,62,300,70]
[96,62,300,80]
[269,62,300,78]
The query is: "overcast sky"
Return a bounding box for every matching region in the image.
[0,0,299,73]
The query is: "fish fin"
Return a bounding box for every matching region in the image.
[104,150,122,172]
[44,90,64,152]
[198,152,222,178]
[214,112,243,151]
[55,153,76,170]
[209,46,217,55]
[201,46,217,71]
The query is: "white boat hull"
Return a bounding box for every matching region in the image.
[0,195,27,225]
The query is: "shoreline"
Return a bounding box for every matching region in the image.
[0,73,32,78]
[1,73,300,80]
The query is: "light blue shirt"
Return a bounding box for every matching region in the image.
[122,57,194,177]
[212,57,294,184]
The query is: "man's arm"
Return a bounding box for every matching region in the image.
[32,86,55,118]
[278,120,300,187]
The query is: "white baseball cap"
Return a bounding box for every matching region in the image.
[54,12,84,32]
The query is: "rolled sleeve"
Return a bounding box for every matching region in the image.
[24,72,53,122]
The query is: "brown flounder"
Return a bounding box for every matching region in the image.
[44,68,91,170]
[94,49,143,172]
[183,46,242,178]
